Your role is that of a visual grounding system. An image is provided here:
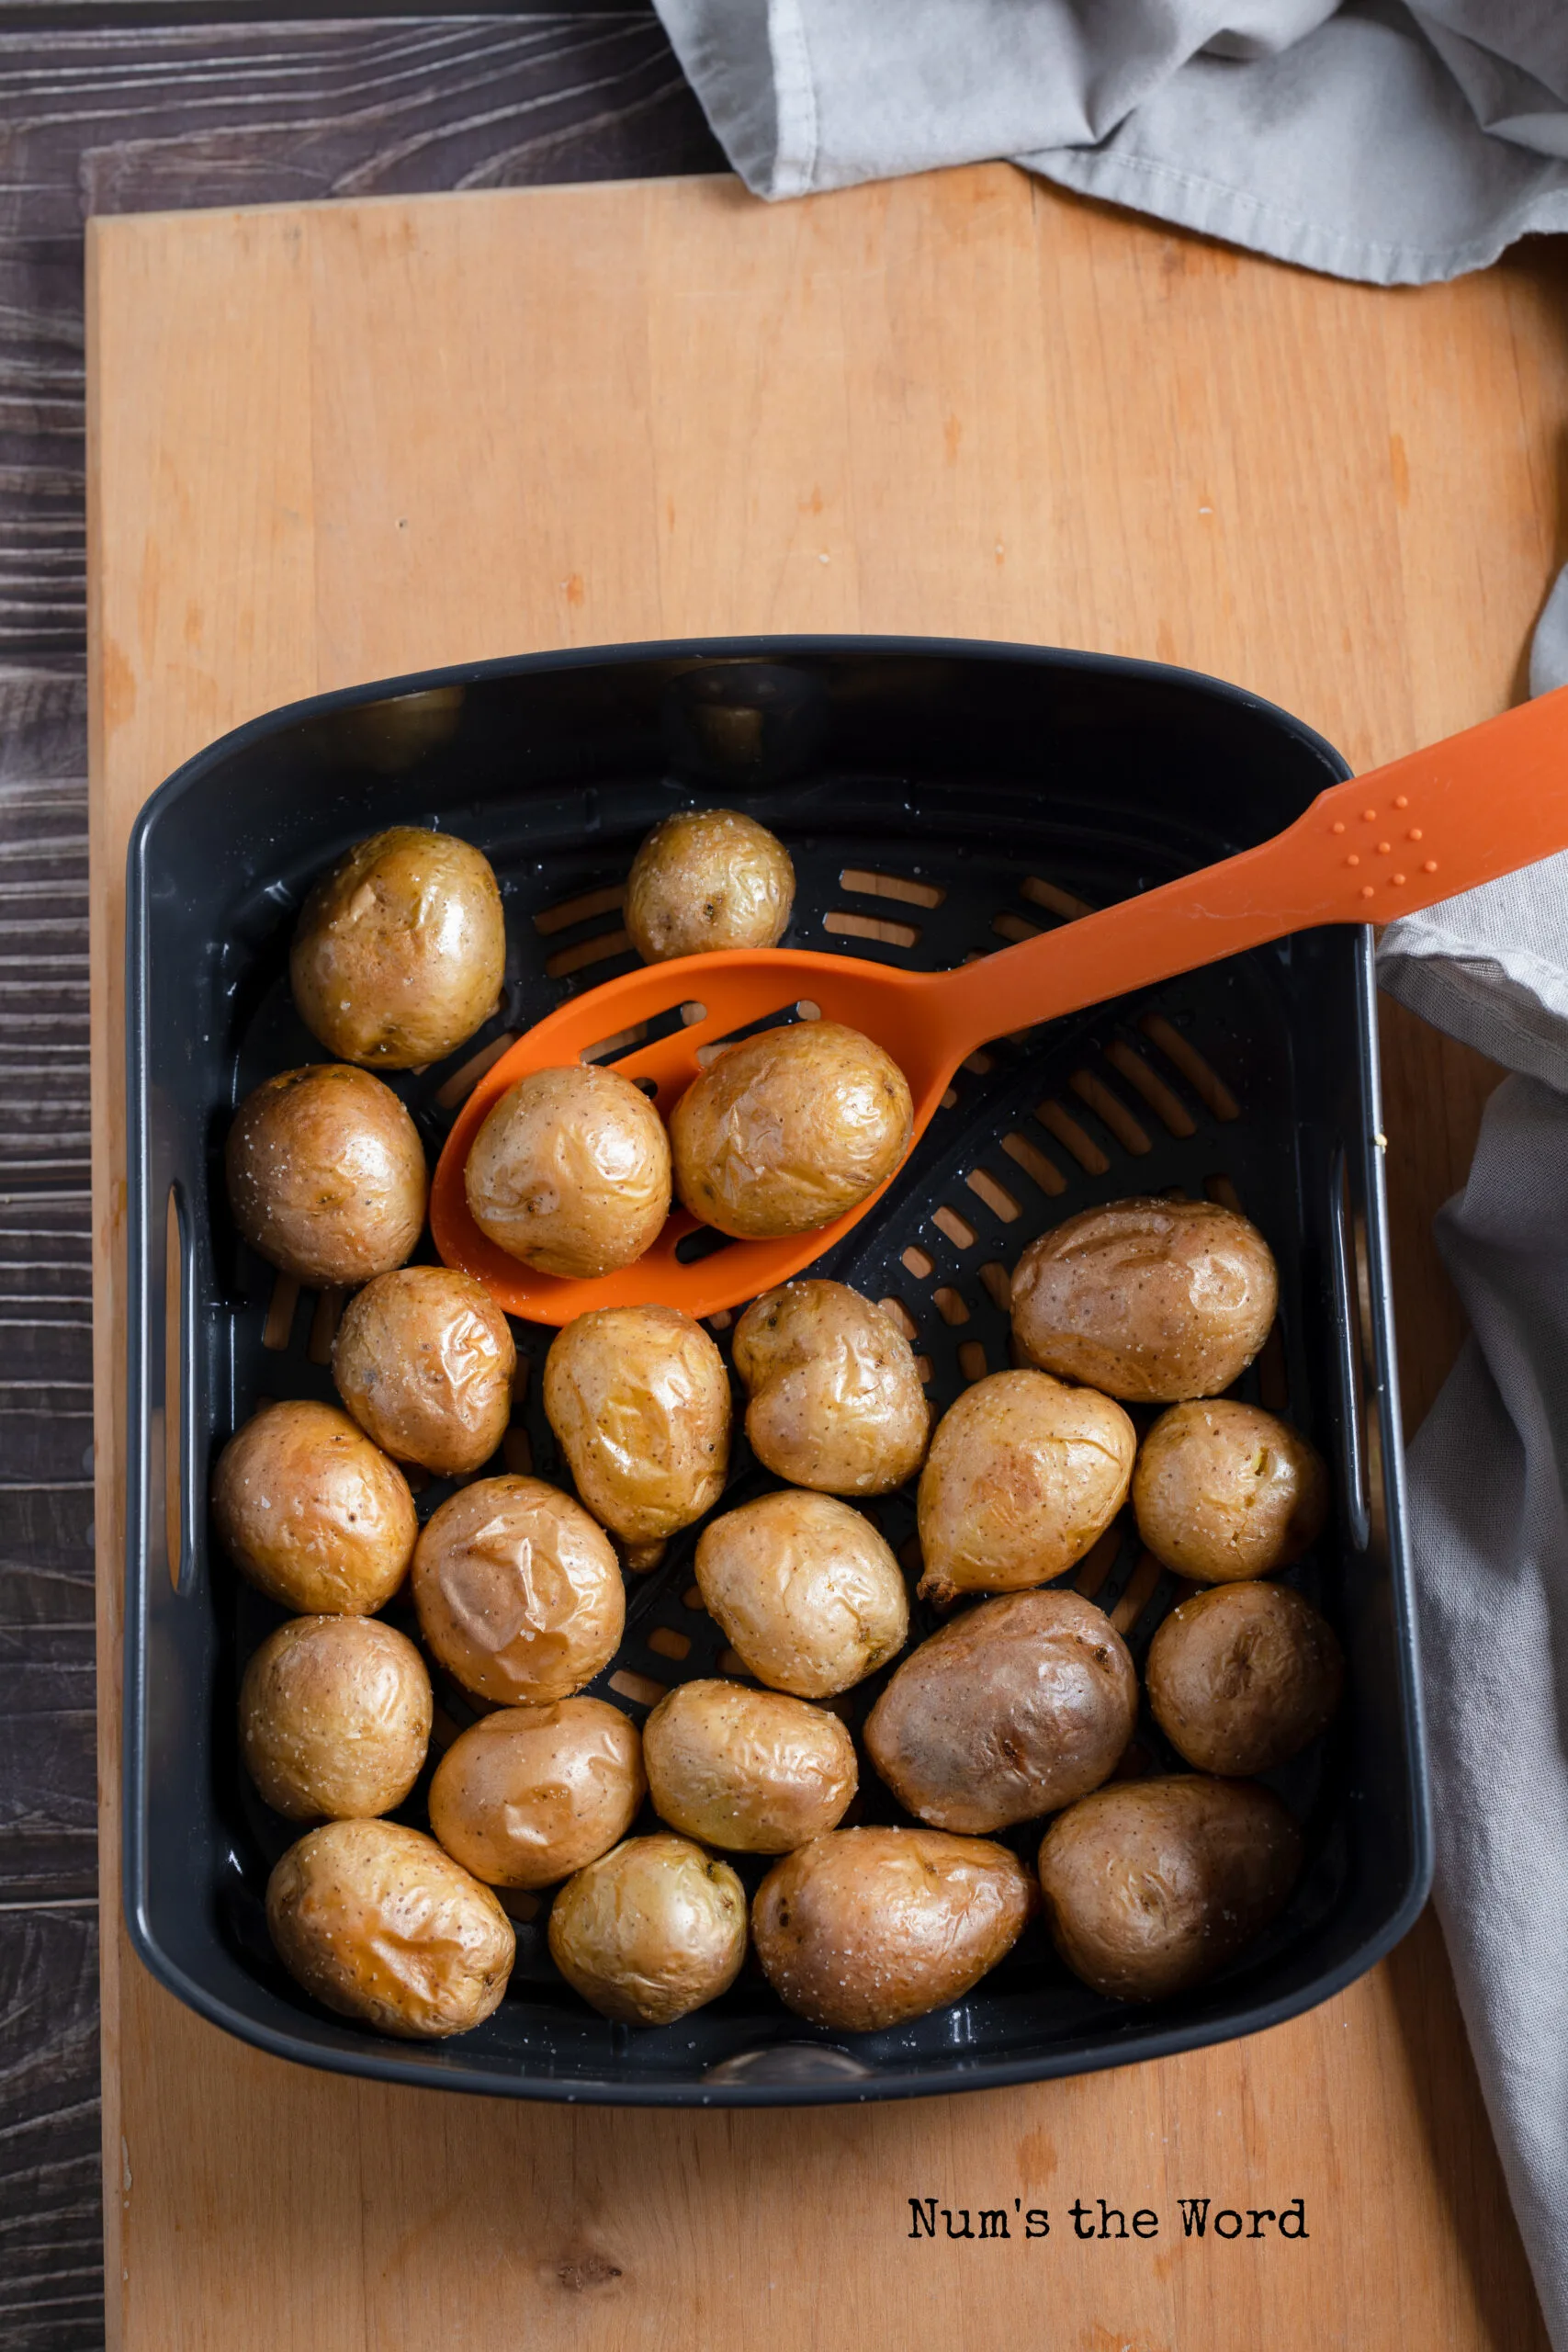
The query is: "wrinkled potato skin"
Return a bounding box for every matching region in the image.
[643,1679,857,1853]
[226,1064,428,1287]
[916,1370,1136,1608]
[1146,1582,1345,1775]
[333,1265,515,1476]
[266,1819,513,2038]
[290,827,506,1069]
[465,1065,671,1279]
[544,1305,730,1544]
[1011,1197,1279,1403]
[733,1281,930,1497]
[240,1614,432,1822]
[412,1476,625,1705]
[1134,1400,1329,1583]
[752,1827,1032,2032]
[625,808,795,964]
[865,1590,1136,1833]
[428,1698,645,1888]
[547,1834,747,2025]
[211,1399,417,1614]
[671,1022,913,1240]
[1037,1775,1303,2002]
[694,1489,908,1698]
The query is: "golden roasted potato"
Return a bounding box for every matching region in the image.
[226,1064,427,1287]
[671,1021,913,1240]
[915,1369,1135,1608]
[239,1614,432,1822]
[752,1826,1032,2032]
[642,1679,856,1853]
[543,1304,730,1544]
[1133,1400,1329,1583]
[625,808,795,964]
[211,1398,417,1614]
[694,1488,908,1698]
[412,1475,625,1705]
[428,1698,645,1888]
[864,1589,1135,1832]
[1010,1197,1279,1403]
[1146,1581,1344,1775]
[547,1834,747,2025]
[332,1264,515,1477]
[290,826,506,1069]
[465,1064,671,1279]
[266,1818,513,2038]
[732,1281,930,1496]
[1036,1775,1302,2002]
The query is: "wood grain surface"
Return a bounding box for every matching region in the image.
[87,165,1564,2352]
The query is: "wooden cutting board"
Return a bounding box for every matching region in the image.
[87,166,1567,2351]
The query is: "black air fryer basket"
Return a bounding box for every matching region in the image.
[125,637,1429,2107]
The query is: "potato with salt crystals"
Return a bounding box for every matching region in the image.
[642,1679,857,1853]
[412,1475,625,1706]
[240,1614,432,1822]
[428,1698,645,1888]
[465,1064,671,1279]
[547,1834,747,2026]
[625,807,795,964]
[332,1264,515,1477]
[543,1304,730,1549]
[1146,1581,1344,1776]
[211,1398,417,1615]
[671,1020,912,1240]
[226,1064,427,1287]
[694,1488,908,1698]
[752,1826,1032,2033]
[915,1369,1135,1609]
[1133,1399,1328,1584]
[732,1280,930,1496]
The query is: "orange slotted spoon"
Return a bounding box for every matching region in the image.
[431,686,1568,1323]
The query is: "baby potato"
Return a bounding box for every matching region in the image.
[1134,1400,1328,1583]
[671,1021,913,1240]
[1037,1775,1302,2003]
[412,1475,625,1706]
[1146,1581,1345,1775]
[1010,1196,1279,1403]
[465,1064,671,1279]
[547,1834,747,2026]
[752,1826,1032,2033]
[625,807,795,964]
[694,1489,908,1698]
[428,1698,644,1888]
[865,1590,1135,1833]
[642,1679,857,1853]
[211,1398,417,1614]
[916,1369,1135,1609]
[733,1280,930,1496]
[226,1064,427,1287]
[290,826,506,1069]
[266,1818,513,2038]
[240,1615,432,1821]
[332,1265,515,1477]
[543,1304,730,1544]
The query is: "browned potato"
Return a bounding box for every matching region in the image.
[428,1698,644,1888]
[642,1679,856,1853]
[465,1064,671,1279]
[671,1021,913,1240]
[290,827,506,1069]
[733,1281,930,1496]
[1134,1400,1329,1583]
[1146,1582,1344,1775]
[226,1064,427,1287]
[240,1614,432,1822]
[332,1265,515,1477]
[412,1475,625,1705]
[211,1398,417,1614]
[694,1489,908,1698]
[547,1834,747,2026]
[865,1590,1135,1832]
[266,1818,513,2038]
[1011,1197,1279,1403]
[915,1369,1135,1608]
[543,1305,730,1544]
[625,808,795,964]
[752,1826,1032,2032]
[1037,1775,1302,2002]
